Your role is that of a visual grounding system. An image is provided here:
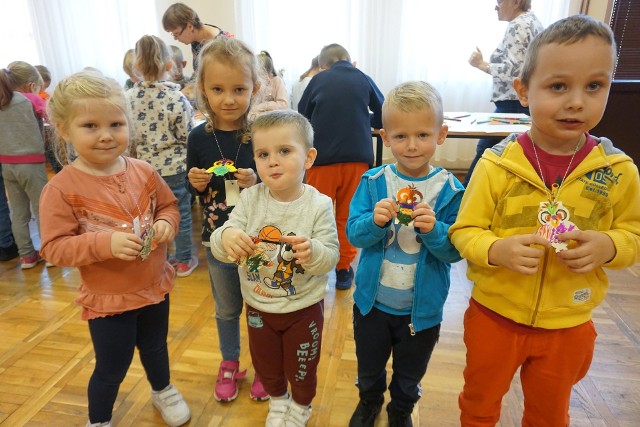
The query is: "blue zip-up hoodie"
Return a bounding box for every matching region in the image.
[346,164,465,333]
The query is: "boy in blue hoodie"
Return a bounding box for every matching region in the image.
[346,81,464,427]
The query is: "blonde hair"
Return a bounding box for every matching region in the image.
[194,37,260,134]
[250,110,314,150]
[47,71,131,165]
[135,35,171,81]
[0,61,43,108]
[382,81,444,126]
[519,14,616,87]
[122,49,136,78]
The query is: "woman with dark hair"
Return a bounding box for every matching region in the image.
[162,2,231,72]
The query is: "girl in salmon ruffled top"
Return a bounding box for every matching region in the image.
[39,71,190,427]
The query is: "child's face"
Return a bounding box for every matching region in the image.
[201,59,257,130]
[60,98,129,173]
[253,125,316,202]
[515,35,614,153]
[380,106,447,178]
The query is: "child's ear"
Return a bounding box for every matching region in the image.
[181,60,187,68]
[304,147,317,169]
[437,123,449,145]
[514,77,529,107]
[252,82,261,96]
[380,129,391,147]
[165,61,173,72]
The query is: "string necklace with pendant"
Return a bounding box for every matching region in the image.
[212,128,242,177]
[84,156,155,260]
[529,132,582,204]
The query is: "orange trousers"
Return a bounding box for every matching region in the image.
[459,300,596,427]
[306,162,368,270]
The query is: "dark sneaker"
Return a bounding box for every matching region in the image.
[0,242,18,261]
[387,403,413,427]
[335,267,354,290]
[349,397,383,427]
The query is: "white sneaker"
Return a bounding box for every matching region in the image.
[266,393,291,427]
[284,400,312,427]
[151,384,191,426]
[86,421,112,427]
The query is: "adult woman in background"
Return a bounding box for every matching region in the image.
[464,0,543,186]
[162,3,230,72]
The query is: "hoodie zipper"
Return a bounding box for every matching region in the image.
[530,248,550,325]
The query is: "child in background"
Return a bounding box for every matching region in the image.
[40,71,190,427]
[346,81,464,427]
[211,110,339,426]
[35,64,63,174]
[123,49,140,90]
[35,65,51,101]
[449,15,640,426]
[249,50,289,120]
[0,61,49,269]
[290,56,320,111]
[298,43,384,290]
[127,35,198,277]
[169,45,190,89]
[186,37,265,402]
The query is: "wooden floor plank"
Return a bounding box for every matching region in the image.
[0,214,638,426]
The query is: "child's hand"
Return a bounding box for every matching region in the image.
[373,198,398,227]
[556,230,615,273]
[221,227,256,261]
[234,168,257,189]
[488,234,550,274]
[153,220,175,244]
[111,231,144,261]
[280,235,312,265]
[188,167,211,192]
[412,202,436,233]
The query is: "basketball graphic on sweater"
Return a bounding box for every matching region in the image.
[258,225,282,243]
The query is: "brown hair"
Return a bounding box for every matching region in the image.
[519,14,616,87]
[162,3,203,31]
[318,44,351,68]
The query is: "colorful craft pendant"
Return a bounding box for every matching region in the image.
[139,226,156,261]
[206,159,238,176]
[394,184,424,226]
[534,200,579,253]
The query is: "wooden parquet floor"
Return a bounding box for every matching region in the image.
[0,212,639,426]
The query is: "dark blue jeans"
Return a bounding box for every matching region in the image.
[353,305,440,413]
[87,295,170,423]
[463,100,530,186]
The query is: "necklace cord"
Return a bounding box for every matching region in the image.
[529,134,581,202]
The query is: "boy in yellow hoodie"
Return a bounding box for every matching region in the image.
[449,15,640,426]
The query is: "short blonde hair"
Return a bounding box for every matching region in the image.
[382,81,444,126]
[250,110,314,150]
[47,71,131,165]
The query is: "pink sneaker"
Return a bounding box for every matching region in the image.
[250,375,269,401]
[175,256,199,278]
[214,360,246,402]
[20,252,42,269]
